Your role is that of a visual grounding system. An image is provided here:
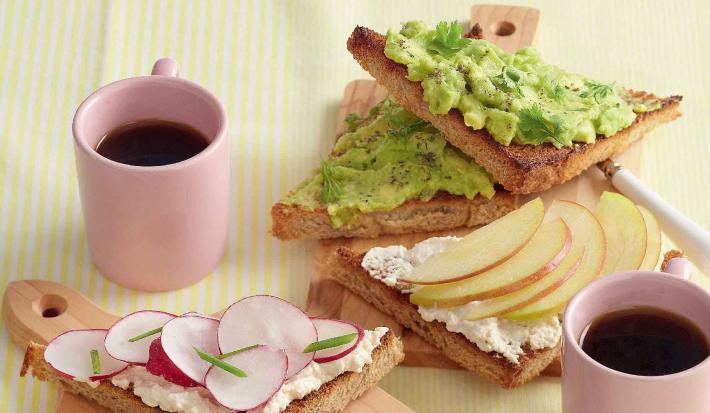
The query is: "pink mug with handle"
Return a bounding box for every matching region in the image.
[72,58,229,291]
[562,258,710,412]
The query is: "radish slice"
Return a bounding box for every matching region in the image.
[218,295,317,379]
[146,338,200,387]
[160,314,219,384]
[310,318,364,363]
[45,329,128,381]
[104,310,176,364]
[204,345,287,411]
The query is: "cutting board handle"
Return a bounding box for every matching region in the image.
[2,280,117,348]
[471,4,539,52]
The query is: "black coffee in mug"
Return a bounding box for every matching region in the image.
[96,119,209,166]
[580,306,709,376]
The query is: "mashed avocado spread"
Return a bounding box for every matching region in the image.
[384,21,659,148]
[282,98,496,227]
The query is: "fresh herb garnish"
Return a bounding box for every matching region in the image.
[549,82,566,103]
[427,21,471,56]
[320,160,343,204]
[194,347,247,378]
[518,105,566,147]
[388,118,428,138]
[580,80,615,103]
[491,66,523,97]
[128,327,163,343]
[90,349,101,375]
[303,333,358,353]
[217,344,260,360]
[344,113,365,132]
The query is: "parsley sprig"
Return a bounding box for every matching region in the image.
[549,82,566,103]
[320,160,343,204]
[491,66,523,97]
[518,105,567,147]
[427,22,471,56]
[580,80,615,103]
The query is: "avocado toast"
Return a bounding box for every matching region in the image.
[347,22,682,194]
[272,97,517,240]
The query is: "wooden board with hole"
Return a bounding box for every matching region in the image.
[305,4,644,372]
[3,280,413,413]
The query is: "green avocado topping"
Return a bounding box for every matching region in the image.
[384,21,660,148]
[282,98,496,227]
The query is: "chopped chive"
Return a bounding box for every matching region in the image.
[303,333,357,353]
[217,344,260,360]
[194,347,247,378]
[90,350,101,375]
[128,327,163,343]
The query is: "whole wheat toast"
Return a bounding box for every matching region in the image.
[328,248,560,388]
[346,26,682,194]
[272,191,517,240]
[20,330,404,413]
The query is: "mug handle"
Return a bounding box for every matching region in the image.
[664,257,693,280]
[151,58,180,77]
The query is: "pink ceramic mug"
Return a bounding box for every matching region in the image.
[562,258,710,412]
[72,58,229,291]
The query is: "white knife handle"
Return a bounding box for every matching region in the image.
[610,168,710,276]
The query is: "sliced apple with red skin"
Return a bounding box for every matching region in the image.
[504,200,606,320]
[400,198,545,285]
[638,205,661,271]
[462,248,584,320]
[409,218,571,307]
[595,191,647,276]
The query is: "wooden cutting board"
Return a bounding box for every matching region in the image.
[3,280,413,413]
[305,4,644,371]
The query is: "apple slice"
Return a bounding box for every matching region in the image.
[310,318,364,363]
[504,200,606,320]
[463,248,584,320]
[104,310,176,364]
[45,329,128,381]
[400,198,545,285]
[638,205,662,271]
[160,314,220,384]
[218,295,317,379]
[409,218,571,307]
[595,191,647,275]
[204,345,287,411]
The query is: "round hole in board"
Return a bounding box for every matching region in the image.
[32,294,68,318]
[491,21,516,37]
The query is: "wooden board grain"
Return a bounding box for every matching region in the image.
[3,280,412,413]
[306,4,644,372]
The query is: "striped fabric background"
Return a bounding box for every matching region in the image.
[0,1,708,411]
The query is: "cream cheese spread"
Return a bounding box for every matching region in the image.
[361,237,561,364]
[110,327,388,413]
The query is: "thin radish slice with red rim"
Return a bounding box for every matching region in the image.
[45,329,128,381]
[204,345,287,411]
[310,318,364,363]
[160,314,219,384]
[104,310,176,364]
[218,295,317,379]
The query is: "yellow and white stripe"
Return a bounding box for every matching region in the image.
[0,1,708,411]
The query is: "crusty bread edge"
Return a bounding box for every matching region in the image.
[328,247,561,389]
[272,191,518,240]
[347,26,682,194]
[21,331,404,413]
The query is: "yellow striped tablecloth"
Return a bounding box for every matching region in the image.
[1,1,708,412]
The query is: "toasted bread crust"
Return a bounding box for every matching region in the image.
[21,331,404,413]
[272,191,518,240]
[347,26,682,194]
[328,247,561,388]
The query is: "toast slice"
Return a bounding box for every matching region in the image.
[21,330,404,413]
[347,26,682,194]
[328,247,560,388]
[272,191,517,240]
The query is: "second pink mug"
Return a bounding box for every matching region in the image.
[72,58,229,291]
[562,259,710,413]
